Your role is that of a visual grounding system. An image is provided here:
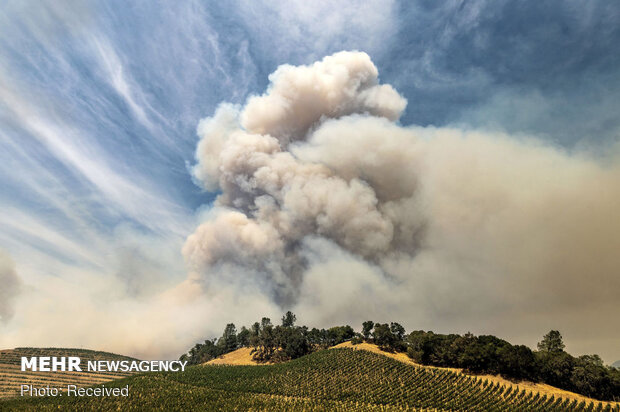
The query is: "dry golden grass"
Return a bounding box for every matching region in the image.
[333,341,619,407]
[205,347,264,366]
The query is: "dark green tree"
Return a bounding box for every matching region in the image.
[406,330,429,362]
[390,322,405,341]
[276,326,310,360]
[497,344,537,380]
[537,350,575,388]
[237,326,251,347]
[537,330,565,353]
[252,320,276,362]
[219,323,238,352]
[362,320,374,340]
[327,325,355,346]
[373,323,397,351]
[281,311,296,327]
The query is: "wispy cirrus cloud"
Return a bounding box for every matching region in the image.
[0,1,619,363]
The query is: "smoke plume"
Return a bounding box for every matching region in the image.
[185,51,414,304]
[185,51,620,360]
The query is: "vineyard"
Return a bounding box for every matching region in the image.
[3,348,619,411]
[0,348,138,399]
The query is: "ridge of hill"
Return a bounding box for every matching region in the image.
[207,342,619,408]
[334,342,619,407]
[0,347,139,399]
[3,348,618,411]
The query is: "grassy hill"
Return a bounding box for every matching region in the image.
[0,347,138,399]
[3,348,619,411]
[335,342,619,406]
[205,347,260,365]
[208,342,619,407]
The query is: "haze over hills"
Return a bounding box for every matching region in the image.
[613,361,620,369]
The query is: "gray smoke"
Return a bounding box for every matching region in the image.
[0,249,21,323]
[185,51,620,361]
[185,51,416,304]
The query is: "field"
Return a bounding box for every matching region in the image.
[0,348,138,399]
[3,348,619,411]
[334,342,618,406]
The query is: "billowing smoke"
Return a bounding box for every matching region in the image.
[185,51,415,304]
[0,250,21,323]
[186,51,620,361]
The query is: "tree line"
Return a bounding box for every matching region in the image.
[180,312,355,365]
[180,313,620,402]
[405,329,619,401]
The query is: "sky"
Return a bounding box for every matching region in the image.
[0,1,619,362]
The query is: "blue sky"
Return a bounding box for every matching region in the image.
[0,1,619,360]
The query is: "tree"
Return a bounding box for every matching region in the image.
[182,338,224,365]
[251,322,261,336]
[390,322,405,341]
[406,330,427,362]
[252,320,276,362]
[498,344,537,380]
[537,350,575,388]
[249,322,261,347]
[277,326,310,360]
[327,325,355,346]
[219,323,238,352]
[537,330,565,353]
[373,323,397,351]
[571,355,608,398]
[308,328,326,347]
[362,320,374,340]
[282,311,296,328]
[237,326,251,347]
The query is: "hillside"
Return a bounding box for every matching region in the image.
[207,342,619,408]
[0,348,138,399]
[335,342,619,407]
[613,361,620,369]
[205,347,262,365]
[3,348,618,411]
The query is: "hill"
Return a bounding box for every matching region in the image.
[208,341,619,407]
[335,342,618,406]
[613,360,620,369]
[3,348,618,411]
[0,347,138,399]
